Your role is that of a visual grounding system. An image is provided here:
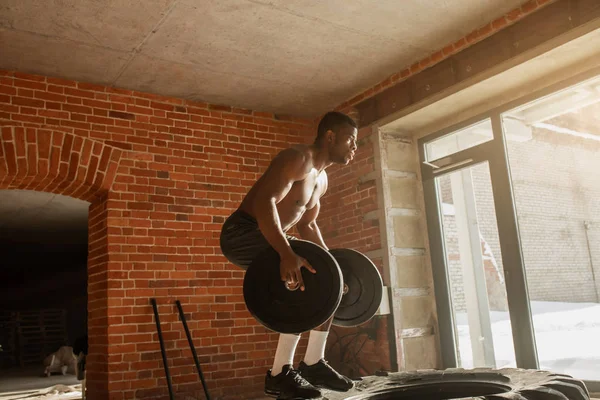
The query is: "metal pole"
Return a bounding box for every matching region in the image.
[421,176,459,368]
[151,298,175,400]
[488,114,538,369]
[583,221,600,303]
[176,300,212,400]
[450,168,496,367]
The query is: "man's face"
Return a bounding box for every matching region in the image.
[329,125,358,165]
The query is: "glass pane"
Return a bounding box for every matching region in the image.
[425,119,493,162]
[502,75,600,381]
[436,162,516,368]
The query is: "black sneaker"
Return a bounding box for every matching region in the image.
[298,359,354,392]
[265,364,321,399]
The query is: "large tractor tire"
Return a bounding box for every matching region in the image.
[321,368,590,400]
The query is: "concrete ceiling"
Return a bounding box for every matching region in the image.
[0,190,89,245]
[0,0,527,116]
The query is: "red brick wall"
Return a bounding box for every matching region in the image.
[0,69,314,400]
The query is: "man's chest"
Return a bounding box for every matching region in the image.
[289,172,327,207]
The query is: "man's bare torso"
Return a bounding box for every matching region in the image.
[239,145,327,231]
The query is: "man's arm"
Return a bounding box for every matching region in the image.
[251,148,308,260]
[297,201,328,250]
[252,148,317,290]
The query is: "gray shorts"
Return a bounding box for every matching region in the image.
[219,209,295,270]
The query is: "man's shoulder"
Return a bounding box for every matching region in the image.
[268,145,314,179]
[289,143,311,155]
[276,144,312,164]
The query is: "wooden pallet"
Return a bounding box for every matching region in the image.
[0,311,18,367]
[1,309,68,367]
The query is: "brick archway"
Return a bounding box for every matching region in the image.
[0,126,122,397]
[0,127,121,199]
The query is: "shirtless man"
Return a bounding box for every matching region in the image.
[219,111,358,399]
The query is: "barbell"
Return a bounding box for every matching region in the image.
[243,240,384,334]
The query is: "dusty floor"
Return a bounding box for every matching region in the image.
[0,368,596,400]
[0,366,79,395]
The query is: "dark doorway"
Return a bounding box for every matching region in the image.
[0,190,89,393]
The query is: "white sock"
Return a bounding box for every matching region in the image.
[303,330,329,366]
[272,334,300,376]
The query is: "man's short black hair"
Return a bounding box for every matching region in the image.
[316,111,357,142]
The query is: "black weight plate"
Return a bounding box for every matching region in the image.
[243,240,343,334]
[329,248,383,327]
